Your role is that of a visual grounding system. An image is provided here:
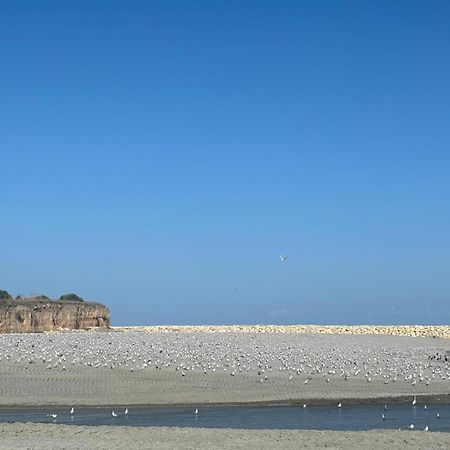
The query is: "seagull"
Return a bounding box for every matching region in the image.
[302,404,307,408]
[194,408,199,415]
[384,404,388,411]
[381,413,385,420]
[424,426,429,431]
[111,411,118,417]
[412,395,416,406]
[279,255,288,263]
[124,408,128,415]
[337,403,342,408]
[47,413,57,419]
[436,412,440,419]
[70,407,74,415]
[424,405,427,410]
[409,423,414,429]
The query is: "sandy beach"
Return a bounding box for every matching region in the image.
[0,327,449,448]
[0,423,449,450]
[0,329,449,407]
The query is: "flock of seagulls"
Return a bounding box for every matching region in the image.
[0,332,449,391]
[0,329,448,432]
[47,406,201,421]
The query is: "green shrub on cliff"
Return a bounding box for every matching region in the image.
[59,293,84,302]
[35,295,50,300]
[0,290,12,301]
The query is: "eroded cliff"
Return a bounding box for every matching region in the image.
[0,299,110,332]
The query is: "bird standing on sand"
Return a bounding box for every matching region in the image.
[409,424,414,429]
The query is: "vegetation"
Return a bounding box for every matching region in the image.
[32,295,50,300]
[0,290,12,300]
[15,294,50,301]
[59,293,84,302]
[1,291,86,303]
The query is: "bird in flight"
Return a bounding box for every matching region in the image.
[280,255,288,262]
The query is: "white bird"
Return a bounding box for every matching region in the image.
[337,403,342,408]
[412,395,416,406]
[194,408,199,415]
[424,405,427,410]
[70,407,74,415]
[112,411,118,417]
[381,414,385,420]
[279,255,288,263]
[436,412,440,419]
[409,423,414,429]
[424,426,429,431]
[124,408,128,415]
[47,413,57,418]
[302,404,307,408]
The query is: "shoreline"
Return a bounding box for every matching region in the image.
[1,393,450,409]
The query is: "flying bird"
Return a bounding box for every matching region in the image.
[279,255,288,263]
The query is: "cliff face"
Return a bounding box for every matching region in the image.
[0,300,110,332]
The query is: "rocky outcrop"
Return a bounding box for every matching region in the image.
[0,298,110,333]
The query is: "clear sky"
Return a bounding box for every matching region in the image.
[1,1,449,325]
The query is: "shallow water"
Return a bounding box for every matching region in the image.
[1,404,449,432]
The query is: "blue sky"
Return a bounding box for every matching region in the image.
[1,1,449,325]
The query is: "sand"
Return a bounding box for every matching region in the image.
[0,330,449,406]
[0,328,449,448]
[0,423,448,449]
